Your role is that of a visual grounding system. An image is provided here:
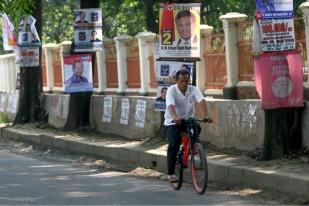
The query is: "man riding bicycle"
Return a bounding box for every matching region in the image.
[164,68,211,182]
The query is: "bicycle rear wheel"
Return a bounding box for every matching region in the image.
[170,156,183,190]
[191,143,208,194]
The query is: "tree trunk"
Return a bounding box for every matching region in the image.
[260,108,302,160]
[63,0,100,131]
[14,0,43,124]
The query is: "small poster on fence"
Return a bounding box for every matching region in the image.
[154,61,194,111]
[73,8,103,52]
[159,3,201,58]
[120,98,130,125]
[64,54,93,93]
[254,51,304,109]
[102,96,113,122]
[135,99,146,128]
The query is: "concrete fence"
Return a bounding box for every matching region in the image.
[0,53,19,93]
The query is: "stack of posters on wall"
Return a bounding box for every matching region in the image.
[154,61,193,111]
[17,16,41,67]
[253,0,303,109]
[155,3,200,112]
[73,9,103,52]
[63,54,93,93]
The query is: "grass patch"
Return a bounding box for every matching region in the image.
[0,113,10,123]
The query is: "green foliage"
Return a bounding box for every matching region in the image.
[0,113,10,123]
[42,0,79,43]
[102,0,147,38]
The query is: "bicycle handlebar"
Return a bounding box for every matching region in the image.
[171,117,212,124]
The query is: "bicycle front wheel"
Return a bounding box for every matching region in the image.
[170,157,183,190]
[191,143,208,194]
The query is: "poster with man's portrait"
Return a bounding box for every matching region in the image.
[73,9,103,52]
[154,61,194,111]
[159,3,201,58]
[63,54,93,93]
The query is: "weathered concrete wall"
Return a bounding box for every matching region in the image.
[200,99,264,151]
[90,95,161,140]
[44,94,69,128]
[0,92,19,121]
[301,102,309,148]
[41,94,309,151]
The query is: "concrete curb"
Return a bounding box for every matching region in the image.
[1,127,308,197]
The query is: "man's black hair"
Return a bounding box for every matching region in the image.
[175,68,190,81]
[161,87,168,93]
[175,10,195,22]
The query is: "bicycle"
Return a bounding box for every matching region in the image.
[170,117,210,194]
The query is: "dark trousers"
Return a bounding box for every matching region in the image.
[166,124,185,175]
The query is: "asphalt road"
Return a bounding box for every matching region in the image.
[0,147,288,205]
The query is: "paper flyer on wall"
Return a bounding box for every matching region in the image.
[120,98,130,125]
[256,0,293,19]
[154,61,194,111]
[0,95,6,112]
[63,54,93,93]
[258,18,295,52]
[135,99,146,128]
[159,3,200,58]
[10,94,19,114]
[73,8,103,52]
[102,96,113,122]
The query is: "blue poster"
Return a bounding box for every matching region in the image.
[256,0,293,19]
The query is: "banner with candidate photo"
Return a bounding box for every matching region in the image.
[159,3,201,58]
[63,54,93,93]
[73,8,103,52]
[154,61,194,111]
[258,18,295,52]
[256,0,293,19]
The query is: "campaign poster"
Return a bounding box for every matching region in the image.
[159,3,200,58]
[135,99,146,128]
[102,96,113,122]
[62,95,70,119]
[254,51,303,109]
[1,13,17,51]
[73,9,103,52]
[19,47,39,67]
[258,18,295,52]
[64,54,93,93]
[154,61,194,111]
[16,15,41,67]
[120,98,130,125]
[256,0,293,19]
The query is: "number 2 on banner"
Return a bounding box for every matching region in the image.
[162,30,172,45]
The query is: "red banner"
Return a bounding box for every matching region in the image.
[254,51,304,109]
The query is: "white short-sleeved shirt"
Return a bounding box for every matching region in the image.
[164,84,205,126]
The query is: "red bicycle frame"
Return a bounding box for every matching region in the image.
[181,133,190,167]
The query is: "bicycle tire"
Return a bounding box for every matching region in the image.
[170,156,183,190]
[191,143,208,194]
